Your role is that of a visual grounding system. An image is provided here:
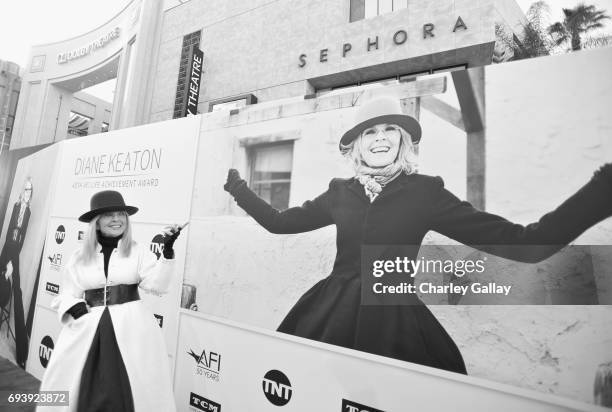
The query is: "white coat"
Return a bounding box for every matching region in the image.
[37,240,176,412]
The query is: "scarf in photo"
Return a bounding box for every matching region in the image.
[355,162,403,202]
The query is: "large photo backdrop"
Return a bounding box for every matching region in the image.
[181,46,612,407]
[26,115,200,379]
[0,144,61,369]
[2,47,611,411]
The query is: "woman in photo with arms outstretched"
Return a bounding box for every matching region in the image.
[38,190,182,412]
[224,96,612,375]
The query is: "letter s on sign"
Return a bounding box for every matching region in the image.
[298,54,307,68]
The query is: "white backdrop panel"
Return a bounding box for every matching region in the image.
[173,311,601,412]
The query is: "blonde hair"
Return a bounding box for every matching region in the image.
[19,178,33,206]
[340,125,418,174]
[78,212,134,263]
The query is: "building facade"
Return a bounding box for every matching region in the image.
[9,0,525,151]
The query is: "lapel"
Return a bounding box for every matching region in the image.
[345,178,370,204]
[344,173,411,204]
[377,173,410,200]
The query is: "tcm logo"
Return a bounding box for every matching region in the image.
[55,225,65,244]
[47,253,63,270]
[150,234,165,260]
[189,392,221,412]
[188,347,221,382]
[154,314,163,328]
[45,282,60,295]
[342,399,385,412]
[262,369,292,406]
[77,231,85,241]
[39,335,54,368]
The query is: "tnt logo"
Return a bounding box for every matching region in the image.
[55,225,66,244]
[342,399,385,412]
[39,335,54,368]
[262,369,292,406]
[150,234,165,260]
[189,392,221,412]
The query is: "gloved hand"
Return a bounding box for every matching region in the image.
[162,224,181,259]
[593,163,612,189]
[224,169,247,195]
[67,302,88,320]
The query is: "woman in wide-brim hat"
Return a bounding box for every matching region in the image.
[38,190,182,412]
[224,95,612,374]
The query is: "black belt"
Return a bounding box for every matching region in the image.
[85,284,140,307]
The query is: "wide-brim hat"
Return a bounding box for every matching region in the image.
[79,190,138,222]
[339,96,422,150]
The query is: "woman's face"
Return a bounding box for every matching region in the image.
[358,123,402,168]
[22,181,33,203]
[97,211,127,237]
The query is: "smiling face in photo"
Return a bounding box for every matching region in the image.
[359,123,402,168]
[97,211,128,237]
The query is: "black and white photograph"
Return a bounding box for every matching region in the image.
[0,0,611,411]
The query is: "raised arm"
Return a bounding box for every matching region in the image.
[225,169,334,234]
[429,164,612,263]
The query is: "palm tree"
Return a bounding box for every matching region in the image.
[548,3,611,51]
[495,1,553,61]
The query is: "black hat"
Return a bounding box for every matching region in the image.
[339,96,422,150]
[79,190,139,222]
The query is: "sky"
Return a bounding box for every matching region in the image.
[0,0,610,99]
[1,0,611,67]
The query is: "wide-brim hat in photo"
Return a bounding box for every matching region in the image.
[339,96,422,151]
[79,190,139,222]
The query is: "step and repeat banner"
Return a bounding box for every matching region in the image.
[173,311,594,412]
[23,115,200,380]
[0,144,61,370]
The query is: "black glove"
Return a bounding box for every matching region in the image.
[224,169,247,195]
[163,227,181,259]
[593,163,612,190]
[67,302,88,320]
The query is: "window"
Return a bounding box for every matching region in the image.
[249,142,293,210]
[67,112,91,137]
[360,0,408,20]
[208,93,258,112]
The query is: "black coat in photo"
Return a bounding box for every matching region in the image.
[230,168,612,374]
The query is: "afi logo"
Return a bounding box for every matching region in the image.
[48,254,62,266]
[189,392,221,412]
[39,335,54,368]
[342,399,385,412]
[188,348,221,372]
[262,370,292,406]
[55,225,65,244]
[150,234,165,260]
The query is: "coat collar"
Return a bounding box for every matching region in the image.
[95,238,124,253]
[345,172,414,203]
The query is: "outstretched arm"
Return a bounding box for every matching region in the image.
[429,164,612,263]
[225,169,334,234]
